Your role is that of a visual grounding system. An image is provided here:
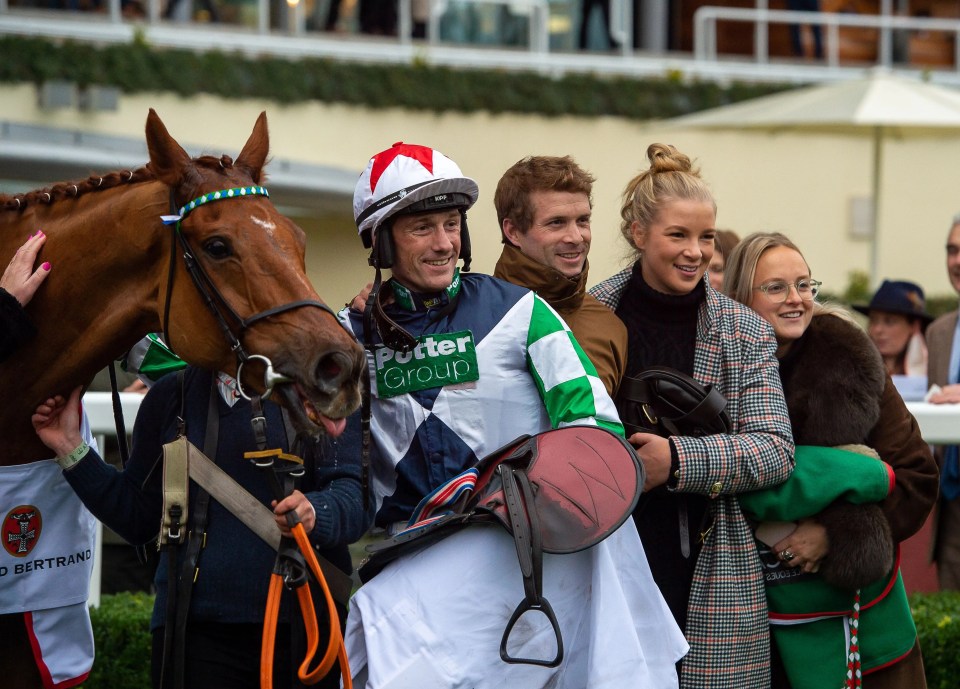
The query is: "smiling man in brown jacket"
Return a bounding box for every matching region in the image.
[493,155,627,397]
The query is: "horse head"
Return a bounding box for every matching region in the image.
[144,109,364,436]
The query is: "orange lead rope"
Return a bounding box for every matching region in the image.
[248,443,352,689]
[259,520,352,689]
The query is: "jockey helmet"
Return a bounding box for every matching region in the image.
[353,142,478,251]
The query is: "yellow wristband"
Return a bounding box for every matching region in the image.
[57,441,89,471]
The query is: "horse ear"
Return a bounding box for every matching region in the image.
[144,108,192,186]
[235,112,269,184]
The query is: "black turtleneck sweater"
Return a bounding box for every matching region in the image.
[616,260,702,376]
[614,260,708,634]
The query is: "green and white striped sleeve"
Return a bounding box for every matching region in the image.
[525,294,624,437]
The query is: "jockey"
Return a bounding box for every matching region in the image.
[338,142,688,688]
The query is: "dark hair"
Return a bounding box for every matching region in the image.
[494,155,594,243]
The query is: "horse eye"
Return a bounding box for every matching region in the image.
[202,237,232,259]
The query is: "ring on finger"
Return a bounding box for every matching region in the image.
[779,548,796,562]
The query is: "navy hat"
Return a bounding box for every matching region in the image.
[853,280,934,324]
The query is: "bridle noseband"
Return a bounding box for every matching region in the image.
[161,186,338,397]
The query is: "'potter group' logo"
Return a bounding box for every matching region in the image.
[3,505,42,558]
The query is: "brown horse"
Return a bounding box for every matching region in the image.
[0,109,365,688]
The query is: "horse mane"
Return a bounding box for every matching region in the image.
[0,154,241,213]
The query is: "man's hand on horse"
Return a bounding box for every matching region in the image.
[272,490,316,537]
[32,386,84,458]
[2,231,51,306]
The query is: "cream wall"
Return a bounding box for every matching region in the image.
[4,84,960,308]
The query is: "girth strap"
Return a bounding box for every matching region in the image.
[188,439,353,606]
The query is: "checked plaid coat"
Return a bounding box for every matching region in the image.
[591,268,795,689]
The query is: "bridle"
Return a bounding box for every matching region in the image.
[161,185,338,398]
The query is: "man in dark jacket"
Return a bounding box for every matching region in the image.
[492,155,626,396]
[31,367,369,688]
[928,215,960,589]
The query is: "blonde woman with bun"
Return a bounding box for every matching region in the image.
[591,144,794,689]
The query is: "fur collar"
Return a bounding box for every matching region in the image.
[778,313,893,590]
[779,312,886,446]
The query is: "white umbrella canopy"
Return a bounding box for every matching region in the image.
[670,69,960,285]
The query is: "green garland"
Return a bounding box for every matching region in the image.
[0,34,793,119]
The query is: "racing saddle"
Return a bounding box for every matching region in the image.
[360,425,644,667]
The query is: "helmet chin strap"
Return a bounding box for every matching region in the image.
[363,226,418,354]
[459,210,472,272]
[362,265,418,355]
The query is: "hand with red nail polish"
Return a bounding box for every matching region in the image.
[1,230,50,306]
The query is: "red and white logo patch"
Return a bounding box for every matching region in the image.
[3,504,43,558]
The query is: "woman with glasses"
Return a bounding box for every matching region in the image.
[723,232,935,689]
[590,144,794,689]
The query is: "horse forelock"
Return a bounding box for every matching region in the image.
[169,154,274,207]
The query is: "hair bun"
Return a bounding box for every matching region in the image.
[647,143,696,176]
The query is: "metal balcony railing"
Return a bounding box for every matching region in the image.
[7,1,960,86]
[694,4,960,71]
[0,0,634,54]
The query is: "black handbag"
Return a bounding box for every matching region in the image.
[617,366,731,438]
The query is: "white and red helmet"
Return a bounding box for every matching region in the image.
[353,142,479,248]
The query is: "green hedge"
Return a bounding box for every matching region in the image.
[911,591,960,688]
[81,590,960,688]
[83,592,153,688]
[0,34,793,119]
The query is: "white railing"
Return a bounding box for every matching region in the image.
[82,392,960,448]
[0,0,606,52]
[694,5,960,70]
[82,392,146,607]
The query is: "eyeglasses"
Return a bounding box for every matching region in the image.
[754,279,822,303]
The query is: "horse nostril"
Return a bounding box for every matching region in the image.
[315,351,353,392]
[318,353,342,380]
